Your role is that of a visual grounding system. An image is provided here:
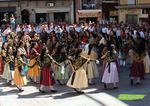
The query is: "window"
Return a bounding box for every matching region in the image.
[128,0,135,5]
[82,0,97,9]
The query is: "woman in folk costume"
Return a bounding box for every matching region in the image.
[100,40,120,77]
[52,45,69,85]
[0,37,3,75]
[14,49,30,91]
[18,41,28,72]
[129,37,146,85]
[38,47,57,93]
[101,44,119,90]
[2,46,14,84]
[143,40,150,74]
[27,42,40,83]
[0,42,7,75]
[81,38,99,85]
[67,45,89,94]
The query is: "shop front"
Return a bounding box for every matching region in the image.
[0,6,16,27]
[34,7,72,24]
[78,9,102,23]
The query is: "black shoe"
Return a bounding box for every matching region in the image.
[50,90,57,93]
[89,83,95,85]
[57,80,65,85]
[113,87,118,89]
[73,88,78,92]
[136,82,140,85]
[19,89,24,92]
[78,91,85,94]
[104,83,107,90]
[16,86,24,91]
[30,77,34,82]
[131,79,134,86]
[39,89,46,93]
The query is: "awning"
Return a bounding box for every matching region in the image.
[116,5,150,9]
[0,7,16,12]
[34,7,70,13]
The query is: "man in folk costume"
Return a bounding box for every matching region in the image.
[67,46,89,94]
[129,37,146,85]
[101,44,119,90]
[81,38,99,85]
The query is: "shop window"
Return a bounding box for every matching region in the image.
[142,8,150,14]
[128,0,135,5]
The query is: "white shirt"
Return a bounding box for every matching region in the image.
[16,27,21,33]
[84,44,89,51]
[134,30,137,37]
[140,31,145,38]
[34,27,42,34]
[102,27,107,34]
[66,26,70,32]
[75,27,81,32]
[3,28,11,35]
[116,30,121,37]
[89,26,94,32]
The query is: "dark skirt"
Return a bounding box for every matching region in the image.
[130,61,145,78]
[0,57,5,75]
[40,66,55,86]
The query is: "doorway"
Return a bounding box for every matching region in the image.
[36,13,47,24]
[21,9,30,24]
[126,14,138,24]
[54,12,66,24]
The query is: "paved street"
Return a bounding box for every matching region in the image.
[0,65,150,106]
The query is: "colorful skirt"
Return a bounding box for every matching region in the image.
[14,67,27,86]
[54,62,69,80]
[130,61,145,78]
[40,66,55,86]
[67,68,88,89]
[2,63,14,80]
[102,62,119,84]
[0,57,4,75]
[85,61,99,79]
[27,58,40,77]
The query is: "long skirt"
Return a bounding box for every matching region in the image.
[40,66,55,86]
[130,61,145,79]
[14,67,27,86]
[67,68,88,89]
[54,62,69,80]
[143,53,150,73]
[27,58,40,77]
[0,57,4,75]
[100,59,107,77]
[2,63,14,80]
[85,61,99,79]
[100,60,120,77]
[102,62,119,84]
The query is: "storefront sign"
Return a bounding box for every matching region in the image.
[79,12,98,18]
[109,10,118,16]
[140,14,148,18]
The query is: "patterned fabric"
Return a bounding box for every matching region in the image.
[104,50,118,62]
[40,54,51,70]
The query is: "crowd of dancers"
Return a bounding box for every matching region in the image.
[0,22,150,94]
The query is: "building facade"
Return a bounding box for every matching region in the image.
[0,0,74,25]
[116,0,150,24]
[75,0,102,24]
[102,0,119,23]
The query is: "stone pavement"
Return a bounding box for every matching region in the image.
[0,66,150,106]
